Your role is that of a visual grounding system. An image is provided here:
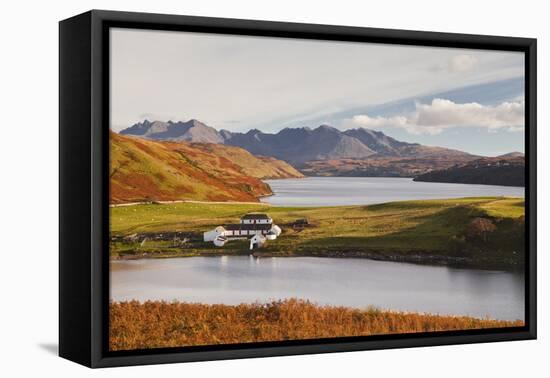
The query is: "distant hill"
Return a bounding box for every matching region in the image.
[301,154,479,177]
[120,119,479,171]
[413,155,525,187]
[497,152,525,158]
[110,132,303,204]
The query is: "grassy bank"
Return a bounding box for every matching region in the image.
[109,299,523,351]
[110,197,525,269]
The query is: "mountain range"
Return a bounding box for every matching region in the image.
[120,119,479,171]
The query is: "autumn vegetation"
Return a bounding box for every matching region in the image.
[110,132,303,204]
[109,299,524,351]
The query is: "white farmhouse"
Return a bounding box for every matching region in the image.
[240,213,272,225]
[203,213,282,248]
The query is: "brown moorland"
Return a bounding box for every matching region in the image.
[300,153,479,177]
[110,299,523,351]
[110,132,303,204]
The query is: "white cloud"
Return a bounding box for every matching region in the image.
[348,98,525,135]
[449,54,478,73]
[350,114,409,129]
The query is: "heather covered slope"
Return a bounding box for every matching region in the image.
[194,143,305,180]
[109,132,303,204]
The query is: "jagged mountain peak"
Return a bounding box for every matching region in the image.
[119,119,477,166]
[316,124,339,131]
[120,119,223,144]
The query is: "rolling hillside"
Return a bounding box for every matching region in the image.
[110,132,303,204]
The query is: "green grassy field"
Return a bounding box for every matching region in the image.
[109,197,525,269]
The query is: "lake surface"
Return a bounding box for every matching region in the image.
[261,177,524,206]
[111,256,524,321]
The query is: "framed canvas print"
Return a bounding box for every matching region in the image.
[59,10,536,368]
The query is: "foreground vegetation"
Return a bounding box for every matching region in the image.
[109,299,523,351]
[110,196,525,269]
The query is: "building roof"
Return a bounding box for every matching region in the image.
[241,213,271,220]
[224,223,272,231]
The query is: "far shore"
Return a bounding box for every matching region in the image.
[110,198,270,208]
[110,248,523,272]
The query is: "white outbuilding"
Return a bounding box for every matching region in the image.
[213,235,228,247]
[270,224,282,236]
[250,234,267,250]
[203,226,226,242]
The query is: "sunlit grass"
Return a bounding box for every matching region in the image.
[109,197,525,267]
[478,198,525,218]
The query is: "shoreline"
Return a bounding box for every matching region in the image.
[109,175,309,207]
[110,198,271,208]
[252,250,524,271]
[110,249,523,272]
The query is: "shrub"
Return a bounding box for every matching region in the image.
[466,218,497,242]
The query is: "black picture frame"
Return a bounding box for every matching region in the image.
[59,9,537,368]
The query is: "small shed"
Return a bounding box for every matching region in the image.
[292,218,309,229]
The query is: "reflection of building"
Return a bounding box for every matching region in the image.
[203,213,282,249]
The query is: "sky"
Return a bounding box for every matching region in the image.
[110,28,525,156]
